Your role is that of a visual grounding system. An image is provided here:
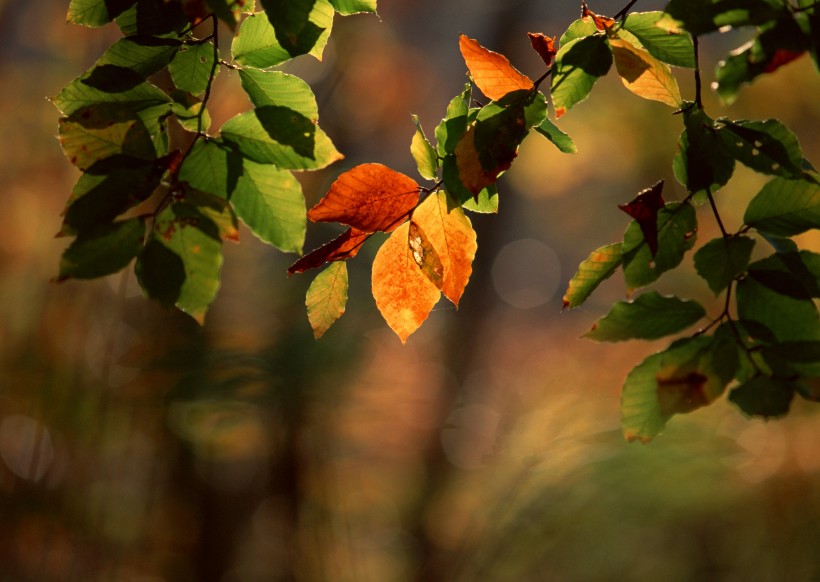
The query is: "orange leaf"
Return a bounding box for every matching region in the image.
[454,125,497,196]
[307,163,419,233]
[528,33,557,67]
[287,227,370,274]
[582,1,616,31]
[459,34,534,101]
[372,221,441,343]
[412,191,477,306]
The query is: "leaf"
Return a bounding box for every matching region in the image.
[411,191,478,306]
[407,222,444,290]
[563,242,623,309]
[622,202,697,291]
[728,376,795,418]
[559,18,598,47]
[659,0,786,36]
[221,106,343,170]
[306,261,348,338]
[67,0,136,27]
[581,2,616,31]
[58,217,145,280]
[434,83,471,157]
[743,175,820,236]
[204,0,251,29]
[609,38,682,108]
[307,163,419,232]
[715,118,806,179]
[259,0,334,61]
[621,11,695,68]
[232,159,306,253]
[371,222,441,343]
[238,68,319,120]
[458,34,534,101]
[93,35,181,80]
[736,276,820,342]
[762,341,820,377]
[534,118,577,153]
[52,78,172,117]
[551,35,612,118]
[584,291,706,342]
[136,201,226,323]
[693,236,755,294]
[462,185,499,214]
[178,138,242,198]
[410,114,439,181]
[115,0,188,36]
[330,0,377,14]
[748,251,820,299]
[288,227,370,274]
[171,92,211,133]
[673,105,735,194]
[617,180,666,257]
[528,33,557,67]
[169,41,218,95]
[232,12,292,68]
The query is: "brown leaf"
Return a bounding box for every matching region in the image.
[372,222,441,343]
[412,191,477,306]
[307,163,419,233]
[287,227,370,274]
[619,181,665,256]
[581,1,616,31]
[459,34,534,101]
[528,33,557,68]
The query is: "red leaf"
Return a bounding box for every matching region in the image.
[528,33,557,68]
[459,34,534,101]
[307,163,419,233]
[582,1,616,31]
[763,49,805,73]
[618,180,665,256]
[288,227,370,274]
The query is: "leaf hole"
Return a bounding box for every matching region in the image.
[752,148,760,156]
[754,140,763,148]
[771,162,780,171]
[199,56,207,64]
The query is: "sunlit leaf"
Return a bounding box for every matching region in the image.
[729,375,795,418]
[67,0,136,27]
[238,68,319,120]
[434,83,471,157]
[306,261,348,338]
[563,242,622,309]
[622,202,697,290]
[170,91,210,133]
[693,236,755,294]
[559,17,598,47]
[407,222,444,290]
[288,227,370,274]
[458,34,534,101]
[232,12,291,68]
[609,38,682,108]
[585,291,706,342]
[52,77,171,117]
[528,33,557,67]
[411,191,477,306]
[551,35,612,118]
[743,175,820,236]
[621,11,695,68]
[259,0,334,61]
[330,0,377,14]
[179,138,242,198]
[581,2,616,31]
[58,217,145,280]
[715,118,805,178]
[410,114,439,181]
[534,118,577,153]
[93,35,181,80]
[307,163,419,232]
[371,222,441,343]
[461,185,499,214]
[169,41,218,95]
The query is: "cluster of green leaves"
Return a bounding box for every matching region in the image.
[55,0,376,322]
[54,0,819,441]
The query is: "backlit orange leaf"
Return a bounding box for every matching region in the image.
[307,163,420,233]
[581,1,616,31]
[459,34,534,101]
[528,33,557,68]
[372,221,441,343]
[412,191,477,306]
[454,126,498,196]
[287,227,370,274]
[610,38,682,108]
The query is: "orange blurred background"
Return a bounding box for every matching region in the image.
[1,1,820,580]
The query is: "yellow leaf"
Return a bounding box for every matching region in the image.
[412,191,478,306]
[372,222,441,343]
[306,262,348,339]
[609,38,682,108]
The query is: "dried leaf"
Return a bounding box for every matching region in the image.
[528,32,557,67]
[288,227,370,274]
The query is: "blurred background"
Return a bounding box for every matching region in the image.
[1,0,820,580]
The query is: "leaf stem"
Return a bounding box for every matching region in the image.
[614,0,640,20]
[693,35,703,109]
[705,186,729,238]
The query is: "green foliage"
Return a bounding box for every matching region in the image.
[54,0,819,441]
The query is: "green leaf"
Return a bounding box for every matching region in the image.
[330,0,377,14]
[558,18,598,47]
[659,0,786,36]
[743,175,820,236]
[259,0,335,61]
[67,0,136,27]
[563,242,622,309]
[762,341,820,377]
[551,34,612,118]
[169,42,218,95]
[205,0,252,29]
[136,201,226,323]
[729,376,795,418]
[221,106,343,170]
[306,261,348,338]
[115,0,188,36]
[534,118,577,153]
[58,217,145,280]
[736,276,820,342]
[585,291,706,342]
[747,251,820,300]
[621,11,695,68]
[442,154,498,208]
[170,91,211,133]
[91,36,181,84]
[410,114,439,181]
[461,185,499,214]
[435,83,471,157]
[232,159,306,253]
[238,68,319,120]
[622,202,697,290]
[673,105,735,194]
[179,139,242,198]
[715,118,805,178]
[693,236,755,294]
[232,12,292,68]
[52,78,171,117]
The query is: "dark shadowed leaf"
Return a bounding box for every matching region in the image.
[673,105,735,194]
[659,0,785,36]
[743,175,820,236]
[618,181,665,257]
[729,376,795,418]
[622,11,695,68]
[115,0,188,36]
[716,118,805,178]
[259,0,334,61]
[736,276,820,342]
[288,228,370,274]
[551,35,612,118]
[694,236,755,294]
[58,217,146,280]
